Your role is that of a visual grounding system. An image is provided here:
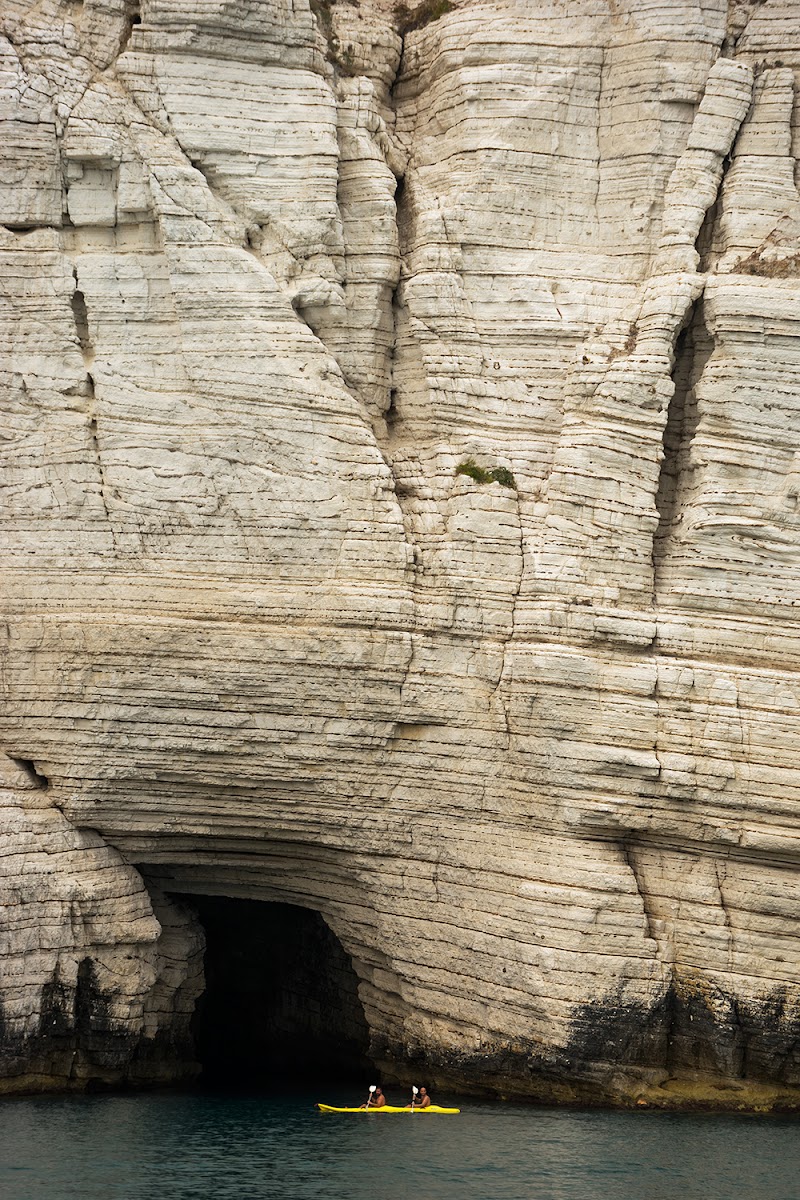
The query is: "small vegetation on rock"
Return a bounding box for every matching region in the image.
[455,458,516,489]
[608,322,639,361]
[334,44,357,74]
[310,0,358,75]
[395,0,456,35]
[310,0,333,33]
[735,249,800,278]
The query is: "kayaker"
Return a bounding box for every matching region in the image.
[406,1086,431,1109]
[360,1085,386,1109]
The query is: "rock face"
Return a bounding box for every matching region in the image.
[2,0,800,1107]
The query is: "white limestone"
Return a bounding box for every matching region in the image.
[2,0,800,1104]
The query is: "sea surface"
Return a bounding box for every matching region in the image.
[0,1089,798,1200]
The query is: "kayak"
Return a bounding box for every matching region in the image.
[317,1103,460,1114]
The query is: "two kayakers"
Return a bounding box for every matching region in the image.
[357,1085,432,1108]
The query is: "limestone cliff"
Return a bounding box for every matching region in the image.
[2,0,800,1108]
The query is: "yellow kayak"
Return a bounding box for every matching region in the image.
[317,1103,460,1114]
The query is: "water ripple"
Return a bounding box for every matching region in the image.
[0,1091,797,1200]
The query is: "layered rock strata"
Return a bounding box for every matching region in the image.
[2,0,800,1107]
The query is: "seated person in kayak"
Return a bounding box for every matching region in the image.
[359,1086,386,1108]
[406,1086,431,1109]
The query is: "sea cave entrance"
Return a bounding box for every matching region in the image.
[179,896,373,1088]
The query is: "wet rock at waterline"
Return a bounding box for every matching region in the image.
[2,0,800,1109]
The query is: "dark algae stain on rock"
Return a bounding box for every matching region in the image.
[0,956,197,1095]
[0,959,129,1091]
[375,982,800,1110]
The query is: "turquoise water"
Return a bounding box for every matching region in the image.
[1,1090,798,1200]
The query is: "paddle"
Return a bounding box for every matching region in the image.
[411,1085,418,1112]
[365,1084,377,1109]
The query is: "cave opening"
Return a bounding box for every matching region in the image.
[178,896,373,1089]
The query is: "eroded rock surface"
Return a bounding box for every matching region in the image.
[2,0,800,1106]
